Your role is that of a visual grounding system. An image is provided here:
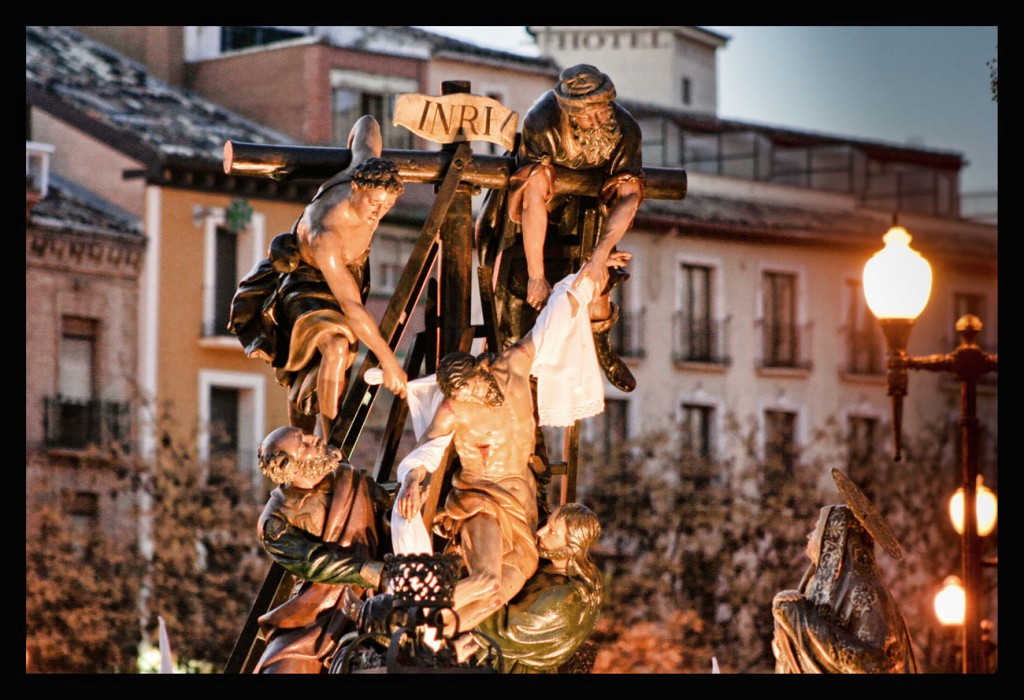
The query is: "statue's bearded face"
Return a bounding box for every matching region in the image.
[259,427,341,485]
[290,444,342,484]
[569,104,621,162]
[451,371,505,407]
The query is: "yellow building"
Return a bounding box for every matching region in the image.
[26,26,309,504]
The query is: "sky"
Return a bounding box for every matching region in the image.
[417,26,998,194]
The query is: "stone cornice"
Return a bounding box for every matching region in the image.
[26,227,146,277]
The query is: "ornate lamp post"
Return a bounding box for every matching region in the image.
[863,220,998,673]
[933,574,999,673]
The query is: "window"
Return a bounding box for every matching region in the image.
[209,387,241,462]
[330,70,417,150]
[862,162,955,218]
[844,279,883,375]
[586,398,629,462]
[50,317,96,449]
[60,316,97,401]
[678,402,715,488]
[675,263,718,362]
[220,26,304,53]
[761,271,801,368]
[680,130,770,180]
[202,209,265,338]
[771,146,811,187]
[847,416,878,497]
[953,292,989,346]
[63,490,99,532]
[954,292,985,320]
[26,141,54,197]
[370,234,414,298]
[199,371,266,486]
[610,274,644,359]
[212,225,237,335]
[679,403,713,461]
[44,316,131,450]
[62,490,100,551]
[763,409,797,499]
[681,77,691,106]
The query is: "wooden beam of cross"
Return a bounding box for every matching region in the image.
[224,142,688,201]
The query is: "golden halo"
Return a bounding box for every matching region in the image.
[831,468,903,560]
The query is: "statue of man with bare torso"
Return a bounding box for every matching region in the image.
[229,116,408,439]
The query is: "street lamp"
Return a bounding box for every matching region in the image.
[949,475,998,537]
[933,576,999,673]
[863,219,998,674]
[934,575,966,626]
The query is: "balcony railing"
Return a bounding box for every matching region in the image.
[756,320,813,371]
[612,307,646,359]
[677,453,716,489]
[672,312,730,365]
[43,397,132,451]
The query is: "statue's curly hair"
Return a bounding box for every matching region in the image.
[258,447,294,485]
[351,157,404,195]
[436,351,497,399]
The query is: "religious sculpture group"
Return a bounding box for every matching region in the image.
[226,64,919,675]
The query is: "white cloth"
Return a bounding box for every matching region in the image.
[404,375,444,441]
[391,376,449,555]
[529,272,604,426]
[391,506,435,555]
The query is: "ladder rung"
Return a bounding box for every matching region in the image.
[549,461,568,475]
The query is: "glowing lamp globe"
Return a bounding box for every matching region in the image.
[863,225,933,320]
[934,576,966,626]
[950,476,998,537]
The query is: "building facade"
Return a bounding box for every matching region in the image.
[35,24,998,525]
[26,150,147,542]
[528,26,726,115]
[26,27,310,530]
[526,24,997,502]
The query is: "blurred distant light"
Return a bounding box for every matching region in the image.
[935,576,966,626]
[949,475,997,536]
